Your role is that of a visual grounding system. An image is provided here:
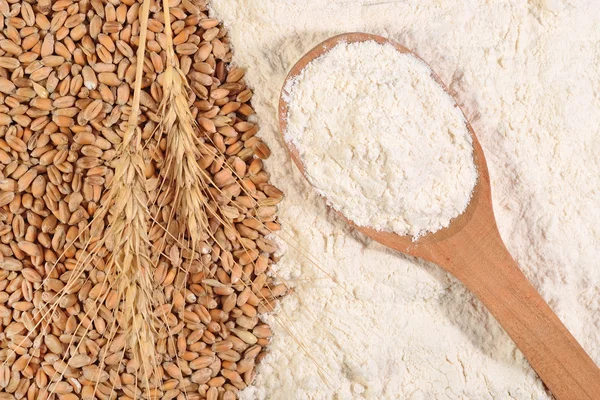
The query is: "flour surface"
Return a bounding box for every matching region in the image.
[284,41,477,238]
[210,1,600,399]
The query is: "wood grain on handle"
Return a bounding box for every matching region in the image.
[426,221,600,400]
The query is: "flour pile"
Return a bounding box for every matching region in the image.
[211,1,600,399]
[284,41,477,238]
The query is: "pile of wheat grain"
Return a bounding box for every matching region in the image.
[0,0,285,399]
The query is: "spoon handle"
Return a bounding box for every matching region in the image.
[444,229,600,400]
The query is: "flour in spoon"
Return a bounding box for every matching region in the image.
[283,41,477,238]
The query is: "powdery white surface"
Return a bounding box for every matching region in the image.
[211,1,600,399]
[283,41,477,238]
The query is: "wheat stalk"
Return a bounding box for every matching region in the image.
[44,0,159,394]
[104,0,158,387]
[154,0,213,267]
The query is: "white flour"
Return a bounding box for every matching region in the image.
[211,1,600,399]
[283,41,477,238]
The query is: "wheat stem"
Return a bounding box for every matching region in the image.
[155,0,211,260]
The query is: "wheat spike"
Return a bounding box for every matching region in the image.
[154,0,213,265]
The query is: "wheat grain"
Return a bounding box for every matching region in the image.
[0,0,287,398]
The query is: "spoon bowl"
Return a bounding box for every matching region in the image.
[279,33,488,256]
[279,33,600,400]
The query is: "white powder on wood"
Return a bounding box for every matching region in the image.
[283,41,477,237]
[211,1,600,399]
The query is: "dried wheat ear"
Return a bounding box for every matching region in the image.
[0,0,286,398]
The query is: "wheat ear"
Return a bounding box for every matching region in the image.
[154,0,212,261]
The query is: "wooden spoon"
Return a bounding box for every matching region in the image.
[279,32,600,400]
